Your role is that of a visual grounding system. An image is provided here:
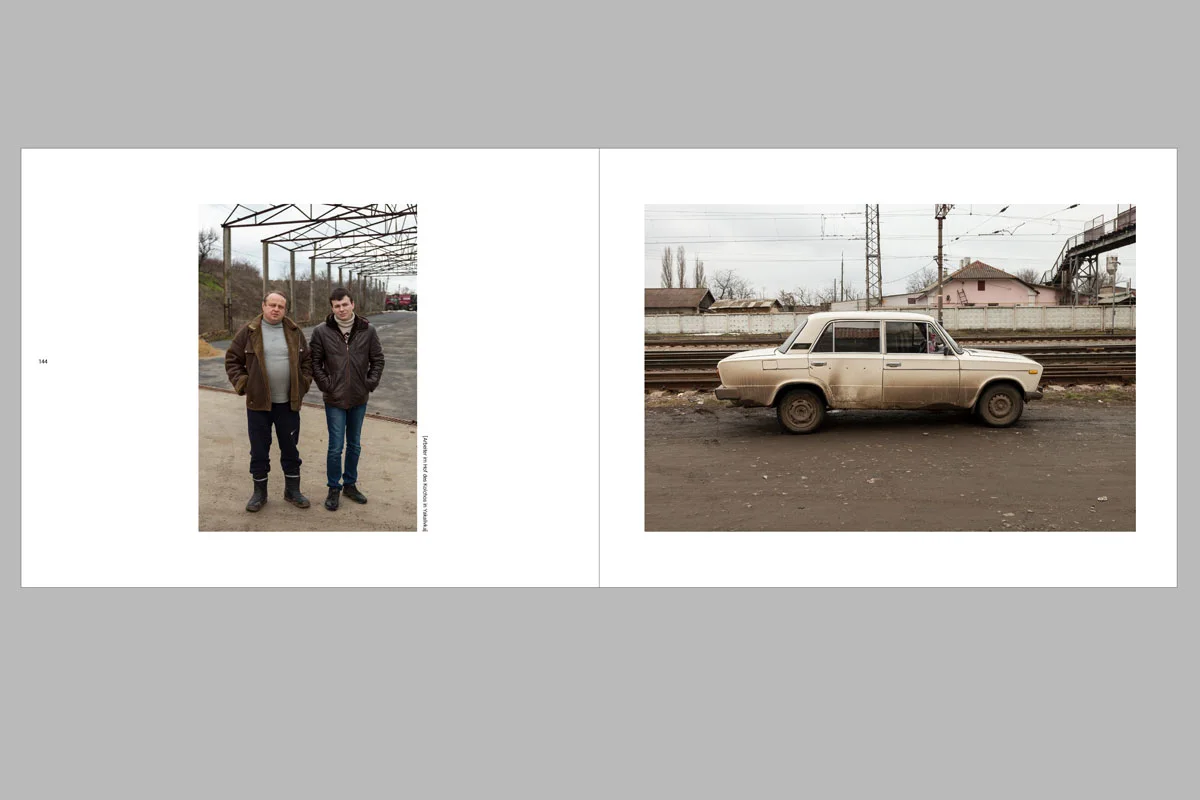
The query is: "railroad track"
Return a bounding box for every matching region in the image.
[645,366,1135,391]
[647,343,1135,370]
[645,341,1136,390]
[647,332,1134,348]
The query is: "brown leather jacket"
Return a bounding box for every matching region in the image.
[224,315,314,411]
[309,314,385,409]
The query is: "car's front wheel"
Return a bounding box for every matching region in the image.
[977,384,1024,427]
[776,387,825,434]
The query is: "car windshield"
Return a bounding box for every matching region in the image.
[777,316,810,353]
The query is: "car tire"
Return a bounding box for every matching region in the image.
[776,387,825,434]
[977,384,1024,427]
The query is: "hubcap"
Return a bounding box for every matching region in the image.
[988,393,1013,418]
[786,397,816,427]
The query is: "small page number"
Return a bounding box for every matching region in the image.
[38,359,47,364]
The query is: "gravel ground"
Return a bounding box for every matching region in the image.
[199,388,417,532]
[645,386,1135,532]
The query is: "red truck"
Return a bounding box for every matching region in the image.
[385,293,417,311]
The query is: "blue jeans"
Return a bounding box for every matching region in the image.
[325,404,367,488]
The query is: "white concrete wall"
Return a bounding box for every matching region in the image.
[645,307,1136,334]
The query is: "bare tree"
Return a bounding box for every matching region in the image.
[818,280,863,305]
[198,227,220,266]
[676,246,687,289]
[779,286,819,309]
[712,268,740,300]
[659,246,674,288]
[693,256,706,288]
[1013,267,1042,285]
[905,264,939,294]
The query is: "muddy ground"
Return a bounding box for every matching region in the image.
[200,311,417,421]
[645,387,1135,531]
[199,389,417,532]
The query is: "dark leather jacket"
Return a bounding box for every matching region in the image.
[224,315,313,411]
[309,314,385,409]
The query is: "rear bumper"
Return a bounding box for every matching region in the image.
[1025,390,1044,401]
[715,386,740,401]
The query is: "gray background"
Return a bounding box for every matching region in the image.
[6,4,1191,800]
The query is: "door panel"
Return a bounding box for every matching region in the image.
[881,354,960,408]
[823,353,884,408]
[881,321,960,408]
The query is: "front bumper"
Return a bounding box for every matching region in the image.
[1025,390,1044,401]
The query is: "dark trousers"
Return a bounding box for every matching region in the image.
[247,402,302,478]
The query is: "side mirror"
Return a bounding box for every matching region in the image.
[935,342,948,355]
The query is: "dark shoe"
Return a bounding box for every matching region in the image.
[342,484,368,504]
[284,475,310,508]
[324,487,341,511]
[246,477,268,512]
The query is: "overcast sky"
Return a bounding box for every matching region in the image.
[198,205,418,294]
[644,204,1136,297]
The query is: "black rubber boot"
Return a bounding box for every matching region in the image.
[324,486,341,511]
[342,484,368,504]
[246,477,268,512]
[284,475,310,508]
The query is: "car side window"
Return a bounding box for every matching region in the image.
[886,321,929,354]
[812,326,835,352]
[833,321,880,353]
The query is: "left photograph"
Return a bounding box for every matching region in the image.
[197,204,418,532]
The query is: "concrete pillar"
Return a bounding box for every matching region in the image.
[222,226,232,331]
[262,241,269,298]
[309,256,316,322]
[289,250,296,321]
[338,267,343,288]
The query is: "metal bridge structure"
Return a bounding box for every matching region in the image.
[1041,205,1134,304]
[220,204,417,330]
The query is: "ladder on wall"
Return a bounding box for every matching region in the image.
[957,288,968,305]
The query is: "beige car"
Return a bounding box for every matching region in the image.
[714,311,1044,434]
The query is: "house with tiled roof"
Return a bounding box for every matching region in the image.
[644,287,716,315]
[882,260,1064,308]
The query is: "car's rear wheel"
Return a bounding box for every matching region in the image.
[776,388,825,434]
[977,384,1024,427]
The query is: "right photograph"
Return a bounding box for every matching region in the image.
[645,204,1136,532]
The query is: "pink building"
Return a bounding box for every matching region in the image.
[886,260,1063,308]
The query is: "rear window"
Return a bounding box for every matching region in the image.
[812,321,880,353]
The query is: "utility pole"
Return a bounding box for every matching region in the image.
[840,251,845,302]
[864,205,882,308]
[934,205,954,325]
[1107,255,1119,334]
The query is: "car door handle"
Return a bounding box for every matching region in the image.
[886,362,902,367]
[810,361,827,367]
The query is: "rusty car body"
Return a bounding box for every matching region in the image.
[714,311,1044,433]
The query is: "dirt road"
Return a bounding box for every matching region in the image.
[199,388,417,532]
[645,391,1135,532]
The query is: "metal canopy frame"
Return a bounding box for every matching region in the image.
[219,204,417,330]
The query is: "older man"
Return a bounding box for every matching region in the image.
[224,292,314,512]
[309,288,385,511]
